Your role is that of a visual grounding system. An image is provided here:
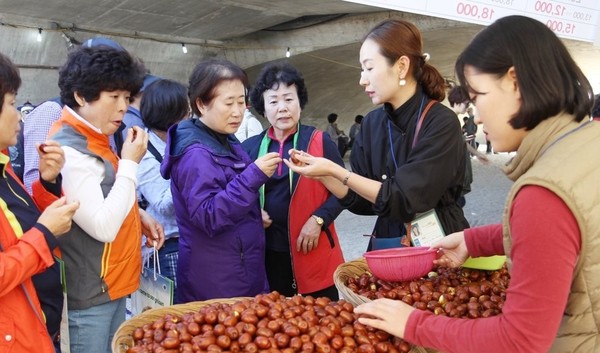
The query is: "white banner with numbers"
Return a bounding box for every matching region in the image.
[344,0,600,43]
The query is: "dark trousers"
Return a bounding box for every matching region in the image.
[265,249,339,300]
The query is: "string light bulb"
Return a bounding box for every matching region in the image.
[37,28,42,42]
[181,43,188,54]
[61,32,73,49]
[286,47,291,58]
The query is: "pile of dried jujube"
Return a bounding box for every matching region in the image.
[126,291,415,353]
[346,266,510,319]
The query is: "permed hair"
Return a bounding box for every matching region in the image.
[58,46,145,109]
[250,62,308,117]
[447,86,470,107]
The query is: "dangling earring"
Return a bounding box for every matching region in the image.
[399,78,406,86]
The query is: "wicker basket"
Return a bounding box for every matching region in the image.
[334,257,373,307]
[112,297,245,353]
[113,292,439,353]
[334,259,439,353]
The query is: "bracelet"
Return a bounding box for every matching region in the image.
[342,171,352,185]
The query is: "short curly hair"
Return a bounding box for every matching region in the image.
[0,53,21,113]
[250,62,308,117]
[58,46,145,109]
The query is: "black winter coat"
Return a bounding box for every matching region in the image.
[340,89,469,239]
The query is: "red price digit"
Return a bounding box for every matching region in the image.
[456,2,495,20]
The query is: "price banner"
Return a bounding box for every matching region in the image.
[345,0,600,43]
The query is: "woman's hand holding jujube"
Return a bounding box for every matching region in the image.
[121,126,148,163]
[255,152,282,177]
[284,149,338,180]
[37,197,80,237]
[38,140,65,183]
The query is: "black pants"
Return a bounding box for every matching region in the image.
[265,249,339,300]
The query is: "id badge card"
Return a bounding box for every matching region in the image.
[407,210,445,247]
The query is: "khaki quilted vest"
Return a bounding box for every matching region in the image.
[502,114,600,352]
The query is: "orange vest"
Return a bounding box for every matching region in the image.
[50,108,142,309]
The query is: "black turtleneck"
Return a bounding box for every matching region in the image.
[383,88,425,133]
[342,87,469,238]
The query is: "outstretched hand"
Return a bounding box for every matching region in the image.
[354,298,414,339]
[431,231,469,268]
[283,148,338,180]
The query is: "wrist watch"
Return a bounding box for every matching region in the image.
[312,215,324,227]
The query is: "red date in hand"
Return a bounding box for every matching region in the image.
[289,150,306,166]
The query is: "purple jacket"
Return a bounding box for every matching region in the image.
[160,118,269,302]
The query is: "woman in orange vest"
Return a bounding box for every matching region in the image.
[50,45,164,353]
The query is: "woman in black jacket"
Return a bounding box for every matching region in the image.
[286,19,469,249]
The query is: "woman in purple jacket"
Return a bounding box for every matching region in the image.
[160,59,281,303]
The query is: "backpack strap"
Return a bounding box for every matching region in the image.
[146,140,163,163]
[137,138,163,210]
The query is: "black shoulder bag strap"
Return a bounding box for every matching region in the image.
[138,139,163,210]
[146,141,163,163]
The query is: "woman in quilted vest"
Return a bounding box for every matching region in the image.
[242,62,345,300]
[51,45,164,353]
[355,15,599,353]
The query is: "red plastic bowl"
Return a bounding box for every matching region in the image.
[363,247,437,282]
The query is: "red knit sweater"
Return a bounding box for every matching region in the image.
[405,185,581,353]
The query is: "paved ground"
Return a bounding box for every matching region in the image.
[335,152,515,262]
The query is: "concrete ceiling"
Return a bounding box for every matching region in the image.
[0,0,379,42]
[2,0,598,83]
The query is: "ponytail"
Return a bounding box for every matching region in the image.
[418,63,446,101]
